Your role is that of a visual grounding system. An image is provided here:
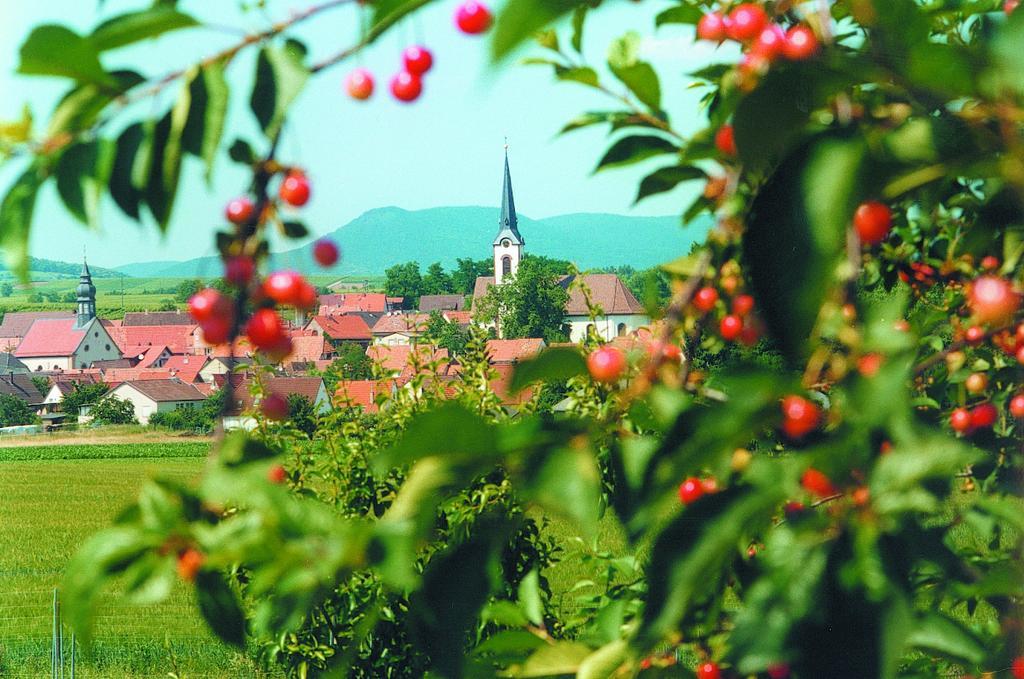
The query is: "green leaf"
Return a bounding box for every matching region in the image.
[45,71,144,137]
[744,135,868,362]
[218,432,278,467]
[195,569,247,648]
[521,445,602,536]
[509,346,586,392]
[250,40,309,140]
[555,66,600,88]
[905,614,985,665]
[595,135,677,173]
[517,569,544,625]
[0,167,43,282]
[18,25,117,87]
[228,138,257,165]
[375,402,497,470]
[282,220,308,238]
[140,112,178,230]
[607,32,661,112]
[635,165,705,203]
[182,61,229,184]
[983,7,1024,96]
[492,0,580,62]
[121,552,175,605]
[370,0,436,42]
[559,111,632,135]
[164,70,192,195]
[513,641,593,677]
[109,123,146,220]
[55,139,115,229]
[655,5,703,26]
[570,5,587,53]
[577,639,630,679]
[89,7,198,51]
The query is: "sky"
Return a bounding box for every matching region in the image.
[0,0,727,268]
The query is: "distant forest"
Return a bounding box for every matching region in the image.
[0,257,121,279]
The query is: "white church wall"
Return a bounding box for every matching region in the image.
[567,314,651,343]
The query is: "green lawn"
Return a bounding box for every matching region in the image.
[0,442,268,678]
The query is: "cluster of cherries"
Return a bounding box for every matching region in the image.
[694,284,760,346]
[696,2,820,80]
[344,0,492,103]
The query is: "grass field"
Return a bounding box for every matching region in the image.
[0,440,270,678]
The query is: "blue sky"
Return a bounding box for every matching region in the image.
[0,1,728,268]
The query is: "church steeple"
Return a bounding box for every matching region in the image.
[492,146,525,285]
[74,256,96,329]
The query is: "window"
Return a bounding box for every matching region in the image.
[94,331,98,337]
[501,238,511,248]
[83,344,90,352]
[617,323,627,337]
[105,344,111,351]
[501,256,512,277]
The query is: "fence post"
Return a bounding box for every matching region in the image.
[51,588,58,679]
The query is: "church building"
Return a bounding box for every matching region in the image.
[472,152,650,342]
[14,259,121,371]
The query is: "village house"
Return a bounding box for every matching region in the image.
[109,379,206,424]
[419,295,467,312]
[485,338,546,364]
[14,262,122,371]
[371,313,431,346]
[0,311,74,352]
[471,152,650,342]
[0,372,46,412]
[305,315,373,347]
[223,376,330,430]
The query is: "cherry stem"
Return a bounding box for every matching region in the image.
[912,321,1016,375]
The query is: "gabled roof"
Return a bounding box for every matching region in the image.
[115,379,206,402]
[0,311,75,339]
[135,344,171,368]
[334,379,398,413]
[309,315,372,342]
[0,352,30,373]
[122,311,193,326]
[561,273,645,315]
[366,344,448,373]
[317,293,388,313]
[14,319,87,358]
[227,376,326,414]
[163,354,207,383]
[108,324,197,355]
[91,358,134,370]
[485,338,546,364]
[288,335,332,363]
[0,373,45,404]
[419,295,467,312]
[371,313,430,336]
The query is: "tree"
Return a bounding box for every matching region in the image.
[174,280,201,303]
[384,262,423,304]
[0,282,12,297]
[424,310,470,356]
[475,257,569,342]
[62,291,76,303]
[451,258,492,294]
[0,394,38,427]
[422,262,453,295]
[89,395,137,425]
[60,382,109,415]
[30,375,50,395]
[286,394,317,437]
[319,343,373,392]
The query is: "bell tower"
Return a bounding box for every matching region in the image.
[74,256,96,329]
[493,147,524,285]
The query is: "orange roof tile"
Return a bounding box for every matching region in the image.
[485,338,545,364]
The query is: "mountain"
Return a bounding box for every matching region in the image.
[115,206,712,278]
[0,256,122,279]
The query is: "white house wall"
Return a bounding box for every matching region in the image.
[566,314,650,343]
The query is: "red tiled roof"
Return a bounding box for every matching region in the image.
[109,324,197,355]
[472,273,646,316]
[489,364,536,406]
[309,315,372,341]
[14,319,86,357]
[334,379,398,413]
[135,344,170,368]
[371,313,430,336]
[227,376,326,413]
[0,311,74,339]
[288,335,331,363]
[102,368,174,386]
[115,379,206,402]
[162,354,207,383]
[366,344,448,373]
[486,338,545,364]
[442,310,473,326]
[318,293,388,313]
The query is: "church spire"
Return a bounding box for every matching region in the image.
[74,253,96,329]
[494,146,524,246]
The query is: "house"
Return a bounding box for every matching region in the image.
[162,354,208,383]
[485,338,546,364]
[107,324,197,357]
[419,295,467,312]
[305,315,373,347]
[334,379,399,413]
[442,310,473,327]
[199,356,253,384]
[0,311,75,350]
[317,293,391,314]
[471,152,650,342]
[366,344,449,375]
[121,311,193,326]
[223,376,331,430]
[0,353,30,374]
[0,373,46,411]
[371,313,431,346]
[109,379,207,424]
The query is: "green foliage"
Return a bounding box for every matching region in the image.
[90,394,137,425]
[475,257,570,342]
[285,393,317,437]
[30,375,49,394]
[174,278,201,302]
[0,393,39,427]
[383,261,424,304]
[1,282,13,297]
[60,381,109,415]
[318,342,374,392]
[424,310,470,356]
[148,390,225,433]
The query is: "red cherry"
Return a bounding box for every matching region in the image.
[200,316,232,345]
[694,286,719,313]
[783,501,806,520]
[732,294,755,317]
[246,308,287,350]
[647,341,683,364]
[720,314,743,341]
[949,407,972,434]
[965,372,988,394]
[715,124,737,157]
[188,288,229,323]
[1006,0,1020,15]
[969,402,998,429]
[801,468,837,498]
[857,352,883,377]
[224,256,255,287]
[968,275,1020,325]
[587,346,626,383]
[783,25,819,60]
[455,0,492,34]
[345,68,374,100]
[1016,323,1024,343]
[225,196,254,225]
[727,4,767,41]
[262,270,306,306]
[980,255,1000,271]
[697,12,730,41]
[295,281,318,310]
[176,548,204,582]
[696,662,722,679]
[767,663,791,678]
[261,394,289,421]
[678,477,704,505]
[390,71,423,102]
[267,463,287,483]
[279,171,311,207]
[313,239,340,267]
[1009,394,1024,419]
[781,395,821,439]
[751,24,786,61]
[964,325,985,345]
[403,45,434,75]
[739,323,760,346]
[853,201,892,245]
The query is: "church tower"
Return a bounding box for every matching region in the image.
[74,257,97,329]
[493,149,524,285]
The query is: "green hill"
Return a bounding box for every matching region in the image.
[116,207,712,277]
[0,256,122,280]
